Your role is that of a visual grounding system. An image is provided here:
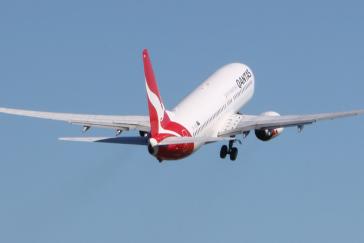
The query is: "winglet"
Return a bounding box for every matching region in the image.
[143,49,169,137]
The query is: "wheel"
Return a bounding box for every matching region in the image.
[230,147,238,161]
[220,145,228,159]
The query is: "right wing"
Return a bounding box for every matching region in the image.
[218,110,364,137]
[0,107,150,132]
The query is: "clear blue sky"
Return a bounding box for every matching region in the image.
[0,1,363,242]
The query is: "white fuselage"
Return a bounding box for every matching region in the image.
[171,63,255,151]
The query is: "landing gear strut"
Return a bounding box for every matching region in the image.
[220,140,238,161]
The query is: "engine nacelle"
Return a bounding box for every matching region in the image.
[255,111,284,141]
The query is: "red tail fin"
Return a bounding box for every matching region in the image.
[143,49,169,137]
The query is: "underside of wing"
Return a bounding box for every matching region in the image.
[218,110,364,137]
[0,107,150,132]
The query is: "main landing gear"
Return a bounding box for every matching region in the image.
[220,140,238,161]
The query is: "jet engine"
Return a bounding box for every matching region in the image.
[255,111,284,141]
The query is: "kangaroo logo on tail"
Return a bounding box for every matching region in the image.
[143,49,177,138]
[143,49,194,161]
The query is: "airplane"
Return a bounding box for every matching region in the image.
[0,49,363,162]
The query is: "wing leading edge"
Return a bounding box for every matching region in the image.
[0,107,150,132]
[218,110,364,137]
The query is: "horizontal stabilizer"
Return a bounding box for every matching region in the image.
[157,136,233,146]
[59,136,148,145]
[59,136,233,146]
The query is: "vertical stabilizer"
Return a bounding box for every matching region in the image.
[143,49,169,137]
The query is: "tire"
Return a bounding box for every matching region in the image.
[220,145,228,159]
[230,147,238,161]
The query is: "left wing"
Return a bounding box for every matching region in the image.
[0,107,150,132]
[218,110,364,137]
